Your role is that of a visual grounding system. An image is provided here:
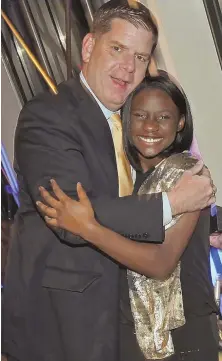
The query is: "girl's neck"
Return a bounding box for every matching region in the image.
[139,155,165,173]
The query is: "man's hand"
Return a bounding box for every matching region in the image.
[167,160,216,215]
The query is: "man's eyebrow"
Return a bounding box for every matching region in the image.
[110,40,150,59]
[135,51,150,59]
[109,40,128,49]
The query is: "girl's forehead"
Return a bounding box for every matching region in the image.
[132,88,174,107]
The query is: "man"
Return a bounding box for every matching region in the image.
[3,2,215,361]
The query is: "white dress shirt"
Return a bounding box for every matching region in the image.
[80,72,172,226]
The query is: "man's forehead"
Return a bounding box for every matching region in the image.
[102,19,154,50]
[109,17,142,30]
[105,18,153,40]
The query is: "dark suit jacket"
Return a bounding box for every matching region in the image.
[3,77,164,361]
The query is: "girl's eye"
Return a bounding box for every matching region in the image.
[158,114,170,120]
[133,112,146,119]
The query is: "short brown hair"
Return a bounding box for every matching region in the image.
[92,0,158,54]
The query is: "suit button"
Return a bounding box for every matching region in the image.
[142,232,149,238]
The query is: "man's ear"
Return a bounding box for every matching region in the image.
[147,57,159,76]
[177,116,185,132]
[82,33,95,63]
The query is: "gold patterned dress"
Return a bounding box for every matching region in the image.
[127,152,197,360]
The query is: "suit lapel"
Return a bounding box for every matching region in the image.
[80,97,118,182]
[70,82,118,193]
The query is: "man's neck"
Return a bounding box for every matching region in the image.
[81,67,121,113]
[80,71,115,120]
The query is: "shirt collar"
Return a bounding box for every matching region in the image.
[80,71,117,120]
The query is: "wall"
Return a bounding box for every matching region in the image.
[142,0,222,206]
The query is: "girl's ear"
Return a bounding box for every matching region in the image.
[177,116,185,132]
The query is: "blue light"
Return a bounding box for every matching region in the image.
[1,142,20,206]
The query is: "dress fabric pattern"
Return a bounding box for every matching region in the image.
[127,152,197,359]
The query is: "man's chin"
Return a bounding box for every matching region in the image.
[106,97,126,111]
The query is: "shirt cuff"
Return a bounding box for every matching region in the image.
[162,192,172,226]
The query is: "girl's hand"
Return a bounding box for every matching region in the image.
[36,180,97,237]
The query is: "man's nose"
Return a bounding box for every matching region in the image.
[121,54,135,73]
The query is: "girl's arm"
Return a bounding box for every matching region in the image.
[37,180,199,280]
[82,210,199,280]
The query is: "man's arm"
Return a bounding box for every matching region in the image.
[167,161,216,215]
[16,94,164,245]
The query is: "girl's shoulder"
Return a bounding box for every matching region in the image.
[138,151,199,195]
[163,151,198,171]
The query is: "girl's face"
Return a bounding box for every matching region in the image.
[130,88,185,171]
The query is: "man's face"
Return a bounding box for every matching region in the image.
[82,18,155,111]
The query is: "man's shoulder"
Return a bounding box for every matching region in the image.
[58,76,83,100]
[23,76,83,113]
[17,77,86,132]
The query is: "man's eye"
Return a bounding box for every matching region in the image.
[136,55,146,62]
[112,46,121,52]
